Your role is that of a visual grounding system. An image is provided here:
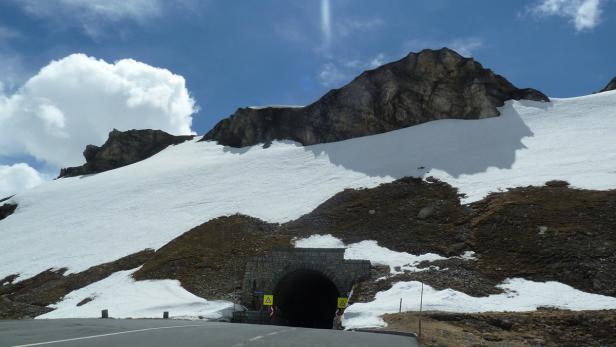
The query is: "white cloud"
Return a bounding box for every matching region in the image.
[530,0,603,31]
[0,53,197,168]
[336,17,384,37]
[448,38,484,57]
[20,0,162,22]
[318,62,348,87]
[17,0,167,38]
[319,52,388,87]
[0,26,20,42]
[0,163,45,197]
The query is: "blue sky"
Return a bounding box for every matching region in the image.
[0,0,614,195]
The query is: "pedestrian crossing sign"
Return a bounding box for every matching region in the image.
[263,295,274,306]
[337,297,348,309]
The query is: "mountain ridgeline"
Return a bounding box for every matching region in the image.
[203,48,549,147]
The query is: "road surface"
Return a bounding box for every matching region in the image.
[0,319,418,347]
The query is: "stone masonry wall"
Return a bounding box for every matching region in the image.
[241,248,371,308]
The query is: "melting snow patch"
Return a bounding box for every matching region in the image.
[37,268,232,320]
[294,234,446,274]
[343,278,616,329]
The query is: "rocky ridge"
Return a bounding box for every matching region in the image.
[203,48,548,147]
[600,76,616,92]
[58,129,194,178]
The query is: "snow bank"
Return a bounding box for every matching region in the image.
[294,234,446,273]
[38,268,232,320]
[3,91,616,282]
[343,278,616,329]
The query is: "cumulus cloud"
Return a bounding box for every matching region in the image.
[0,53,196,168]
[0,163,45,197]
[530,0,603,31]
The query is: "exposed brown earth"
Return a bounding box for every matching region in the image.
[352,258,504,306]
[134,215,292,302]
[203,48,548,147]
[382,309,616,347]
[281,177,471,256]
[3,178,616,325]
[0,249,154,319]
[469,185,616,296]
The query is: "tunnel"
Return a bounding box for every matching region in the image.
[273,269,340,329]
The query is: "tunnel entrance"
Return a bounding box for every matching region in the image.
[274,269,339,329]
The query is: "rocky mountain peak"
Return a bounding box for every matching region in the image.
[58,129,194,178]
[600,76,616,93]
[203,47,549,148]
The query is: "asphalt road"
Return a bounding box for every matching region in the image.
[0,319,419,347]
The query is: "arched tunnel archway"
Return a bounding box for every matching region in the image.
[273,269,340,329]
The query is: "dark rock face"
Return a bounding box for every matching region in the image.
[0,203,17,221]
[600,77,616,92]
[203,48,549,147]
[59,129,194,178]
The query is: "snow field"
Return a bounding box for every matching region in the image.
[38,268,232,320]
[342,279,616,329]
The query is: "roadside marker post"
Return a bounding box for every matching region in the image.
[418,282,424,338]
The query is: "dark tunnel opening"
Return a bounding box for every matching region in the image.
[273,269,340,329]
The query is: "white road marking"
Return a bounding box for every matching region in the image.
[266,331,279,336]
[248,335,263,341]
[10,324,208,347]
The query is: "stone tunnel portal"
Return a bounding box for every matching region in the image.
[239,248,371,329]
[274,269,340,329]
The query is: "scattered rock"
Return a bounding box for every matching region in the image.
[368,209,376,215]
[545,179,570,187]
[203,48,548,147]
[417,206,434,219]
[76,296,95,307]
[58,129,194,178]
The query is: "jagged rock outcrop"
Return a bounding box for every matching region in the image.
[600,76,616,93]
[59,129,194,178]
[203,48,549,147]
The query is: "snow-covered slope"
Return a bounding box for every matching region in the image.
[2,91,616,283]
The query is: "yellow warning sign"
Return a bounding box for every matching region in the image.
[337,297,348,309]
[263,295,274,306]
